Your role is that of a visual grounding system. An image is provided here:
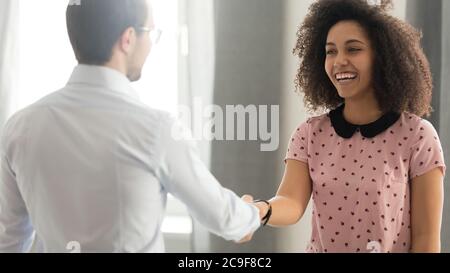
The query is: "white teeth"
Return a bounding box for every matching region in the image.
[336,73,357,80]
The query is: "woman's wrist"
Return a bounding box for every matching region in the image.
[253,200,272,226]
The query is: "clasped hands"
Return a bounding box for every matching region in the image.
[236,194,270,244]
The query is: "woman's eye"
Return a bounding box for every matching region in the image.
[326,50,336,55]
[348,48,361,52]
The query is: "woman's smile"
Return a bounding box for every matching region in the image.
[335,72,359,86]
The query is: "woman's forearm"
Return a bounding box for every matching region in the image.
[253,160,311,227]
[411,234,441,253]
[266,196,307,227]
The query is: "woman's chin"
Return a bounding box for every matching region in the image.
[337,90,353,99]
[336,87,361,100]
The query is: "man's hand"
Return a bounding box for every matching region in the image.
[236,194,257,244]
[253,201,270,221]
[241,194,254,204]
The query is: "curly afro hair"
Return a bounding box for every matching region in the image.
[293,0,433,117]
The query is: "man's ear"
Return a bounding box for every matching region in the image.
[119,27,137,55]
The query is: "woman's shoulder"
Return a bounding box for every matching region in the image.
[290,113,331,140]
[399,112,441,145]
[400,112,437,132]
[295,113,330,130]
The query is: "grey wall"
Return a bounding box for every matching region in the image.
[440,1,450,253]
[406,0,442,128]
[407,0,450,252]
[208,0,284,253]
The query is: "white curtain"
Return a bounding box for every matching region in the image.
[178,0,216,252]
[179,0,216,167]
[0,0,19,134]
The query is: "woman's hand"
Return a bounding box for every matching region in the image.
[241,195,270,220]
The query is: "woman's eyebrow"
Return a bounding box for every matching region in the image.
[326,39,366,46]
[345,39,365,45]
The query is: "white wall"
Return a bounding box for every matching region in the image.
[392,0,407,19]
[276,0,407,252]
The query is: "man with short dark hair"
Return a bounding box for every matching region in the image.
[0,0,261,253]
[66,0,151,80]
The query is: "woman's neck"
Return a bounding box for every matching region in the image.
[343,95,383,125]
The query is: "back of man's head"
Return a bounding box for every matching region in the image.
[66,0,148,65]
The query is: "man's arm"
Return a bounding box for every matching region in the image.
[157,118,261,242]
[0,153,34,252]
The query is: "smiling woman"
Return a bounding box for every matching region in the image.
[248,0,446,253]
[294,0,432,118]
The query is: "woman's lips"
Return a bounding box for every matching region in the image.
[335,74,358,86]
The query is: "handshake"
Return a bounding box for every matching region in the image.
[237,195,272,243]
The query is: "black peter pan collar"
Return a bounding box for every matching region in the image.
[329,104,401,139]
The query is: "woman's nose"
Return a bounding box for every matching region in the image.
[334,53,350,68]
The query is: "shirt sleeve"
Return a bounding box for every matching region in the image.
[0,130,34,252]
[409,119,446,179]
[285,120,310,163]
[156,115,260,242]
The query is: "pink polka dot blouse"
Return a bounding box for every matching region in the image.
[285,105,446,253]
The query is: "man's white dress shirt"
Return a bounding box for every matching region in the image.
[0,65,260,253]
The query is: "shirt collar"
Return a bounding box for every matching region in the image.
[67,64,140,100]
[329,104,401,139]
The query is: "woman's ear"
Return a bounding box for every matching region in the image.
[119,27,137,55]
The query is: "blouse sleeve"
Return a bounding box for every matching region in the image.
[409,119,446,179]
[285,119,310,164]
